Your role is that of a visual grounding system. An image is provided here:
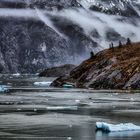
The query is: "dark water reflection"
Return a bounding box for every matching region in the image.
[0,75,140,140]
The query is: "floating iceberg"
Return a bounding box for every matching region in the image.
[96,122,140,132]
[63,84,74,88]
[34,81,52,87]
[0,85,8,93]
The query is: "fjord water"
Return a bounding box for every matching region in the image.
[0,75,140,140]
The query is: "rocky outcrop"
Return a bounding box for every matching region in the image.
[52,42,140,90]
[39,64,76,77]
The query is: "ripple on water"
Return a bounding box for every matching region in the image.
[0,75,140,140]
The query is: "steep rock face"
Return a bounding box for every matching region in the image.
[0,0,140,73]
[0,16,92,73]
[30,0,81,9]
[0,0,92,73]
[52,42,140,90]
[0,18,75,73]
[0,0,80,9]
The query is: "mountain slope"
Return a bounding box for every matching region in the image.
[52,42,140,89]
[0,0,140,73]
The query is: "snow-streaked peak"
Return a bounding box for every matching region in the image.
[77,0,140,17]
[77,0,96,9]
[77,0,139,10]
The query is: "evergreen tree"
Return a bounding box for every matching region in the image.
[90,51,95,58]
[119,41,122,48]
[126,38,131,45]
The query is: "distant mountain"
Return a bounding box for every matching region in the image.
[0,0,140,73]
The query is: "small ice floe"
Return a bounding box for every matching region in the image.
[63,84,74,88]
[0,85,8,93]
[13,73,20,77]
[46,106,78,111]
[34,109,37,112]
[35,73,39,76]
[96,122,140,132]
[69,124,73,128]
[130,98,135,101]
[34,81,52,87]
[75,100,80,103]
[67,137,72,140]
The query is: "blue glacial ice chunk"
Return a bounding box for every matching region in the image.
[63,84,74,88]
[34,81,52,87]
[96,122,140,132]
[0,85,8,93]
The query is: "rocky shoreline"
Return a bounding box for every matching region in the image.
[52,42,140,90]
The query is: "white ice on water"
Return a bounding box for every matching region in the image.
[96,122,140,132]
[46,106,78,111]
[0,85,8,92]
[33,81,52,87]
[13,73,20,77]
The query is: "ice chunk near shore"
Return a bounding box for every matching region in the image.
[63,84,74,88]
[96,122,140,132]
[34,81,52,87]
[0,85,8,93]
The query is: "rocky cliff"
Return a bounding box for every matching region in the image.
[52,42,140,90]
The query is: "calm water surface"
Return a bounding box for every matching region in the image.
[0,74,140,140]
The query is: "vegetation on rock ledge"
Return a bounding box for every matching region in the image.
[52,42,140,90]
